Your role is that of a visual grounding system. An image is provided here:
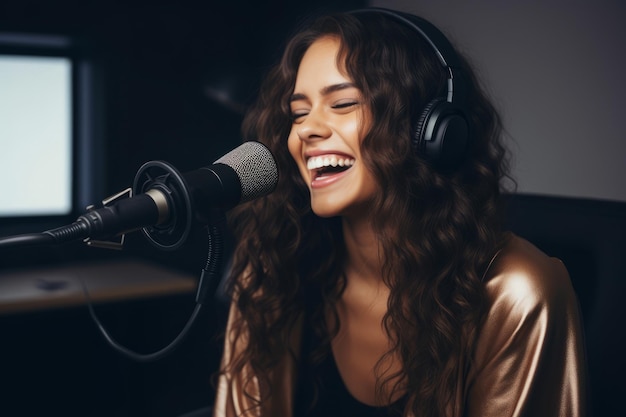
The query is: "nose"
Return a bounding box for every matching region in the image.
[296,108,332,142]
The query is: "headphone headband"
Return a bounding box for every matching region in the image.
[349,7,470,169]
[350,7,462,104]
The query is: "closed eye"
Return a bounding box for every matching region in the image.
[332,101,360,114]
[291,111,308,122]
[334,101,357,107]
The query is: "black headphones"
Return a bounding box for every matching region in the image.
[350,8,470,169]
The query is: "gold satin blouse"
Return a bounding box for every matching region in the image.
[213,235,588,416]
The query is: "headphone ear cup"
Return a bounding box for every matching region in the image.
[413,98,440,155]
[413,98,469,168]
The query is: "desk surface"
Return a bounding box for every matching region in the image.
[0,259,197,315]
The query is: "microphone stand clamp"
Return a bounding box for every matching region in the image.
[84,187,133,250]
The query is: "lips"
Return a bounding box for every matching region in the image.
[305,153,356,188]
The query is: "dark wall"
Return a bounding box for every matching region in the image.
[0,2,365,416]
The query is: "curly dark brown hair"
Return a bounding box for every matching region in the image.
[220,10,512,417]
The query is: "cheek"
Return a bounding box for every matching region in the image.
[287,132,310,182]
[287,131,300,163]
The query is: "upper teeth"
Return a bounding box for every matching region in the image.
[307,155,355,170]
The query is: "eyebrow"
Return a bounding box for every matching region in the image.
[290,82,357,102]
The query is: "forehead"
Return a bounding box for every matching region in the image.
[294,36,350,91]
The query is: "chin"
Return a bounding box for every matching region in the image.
[309,196,346,218]
[310,195,373,220]
[311,204,342,218]
[305,176,379,219]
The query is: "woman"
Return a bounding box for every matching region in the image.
[213,8,587,417]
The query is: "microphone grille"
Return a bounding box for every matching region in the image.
[214,141,279,202]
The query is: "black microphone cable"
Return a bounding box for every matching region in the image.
[80,220,225,362]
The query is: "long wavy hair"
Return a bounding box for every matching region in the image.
[220,10,511,417]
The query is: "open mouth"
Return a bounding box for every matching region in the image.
[307,155,355,179]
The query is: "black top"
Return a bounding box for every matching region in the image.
[293,319,406,417]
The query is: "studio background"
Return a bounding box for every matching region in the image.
[0,1,624,416]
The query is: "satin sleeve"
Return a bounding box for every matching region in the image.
[464,237,588,417]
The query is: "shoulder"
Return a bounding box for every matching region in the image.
[482,234,574,316]
[470,235,576,370]
[465,237,588,416]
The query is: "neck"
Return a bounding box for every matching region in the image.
[341,215,384,285]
